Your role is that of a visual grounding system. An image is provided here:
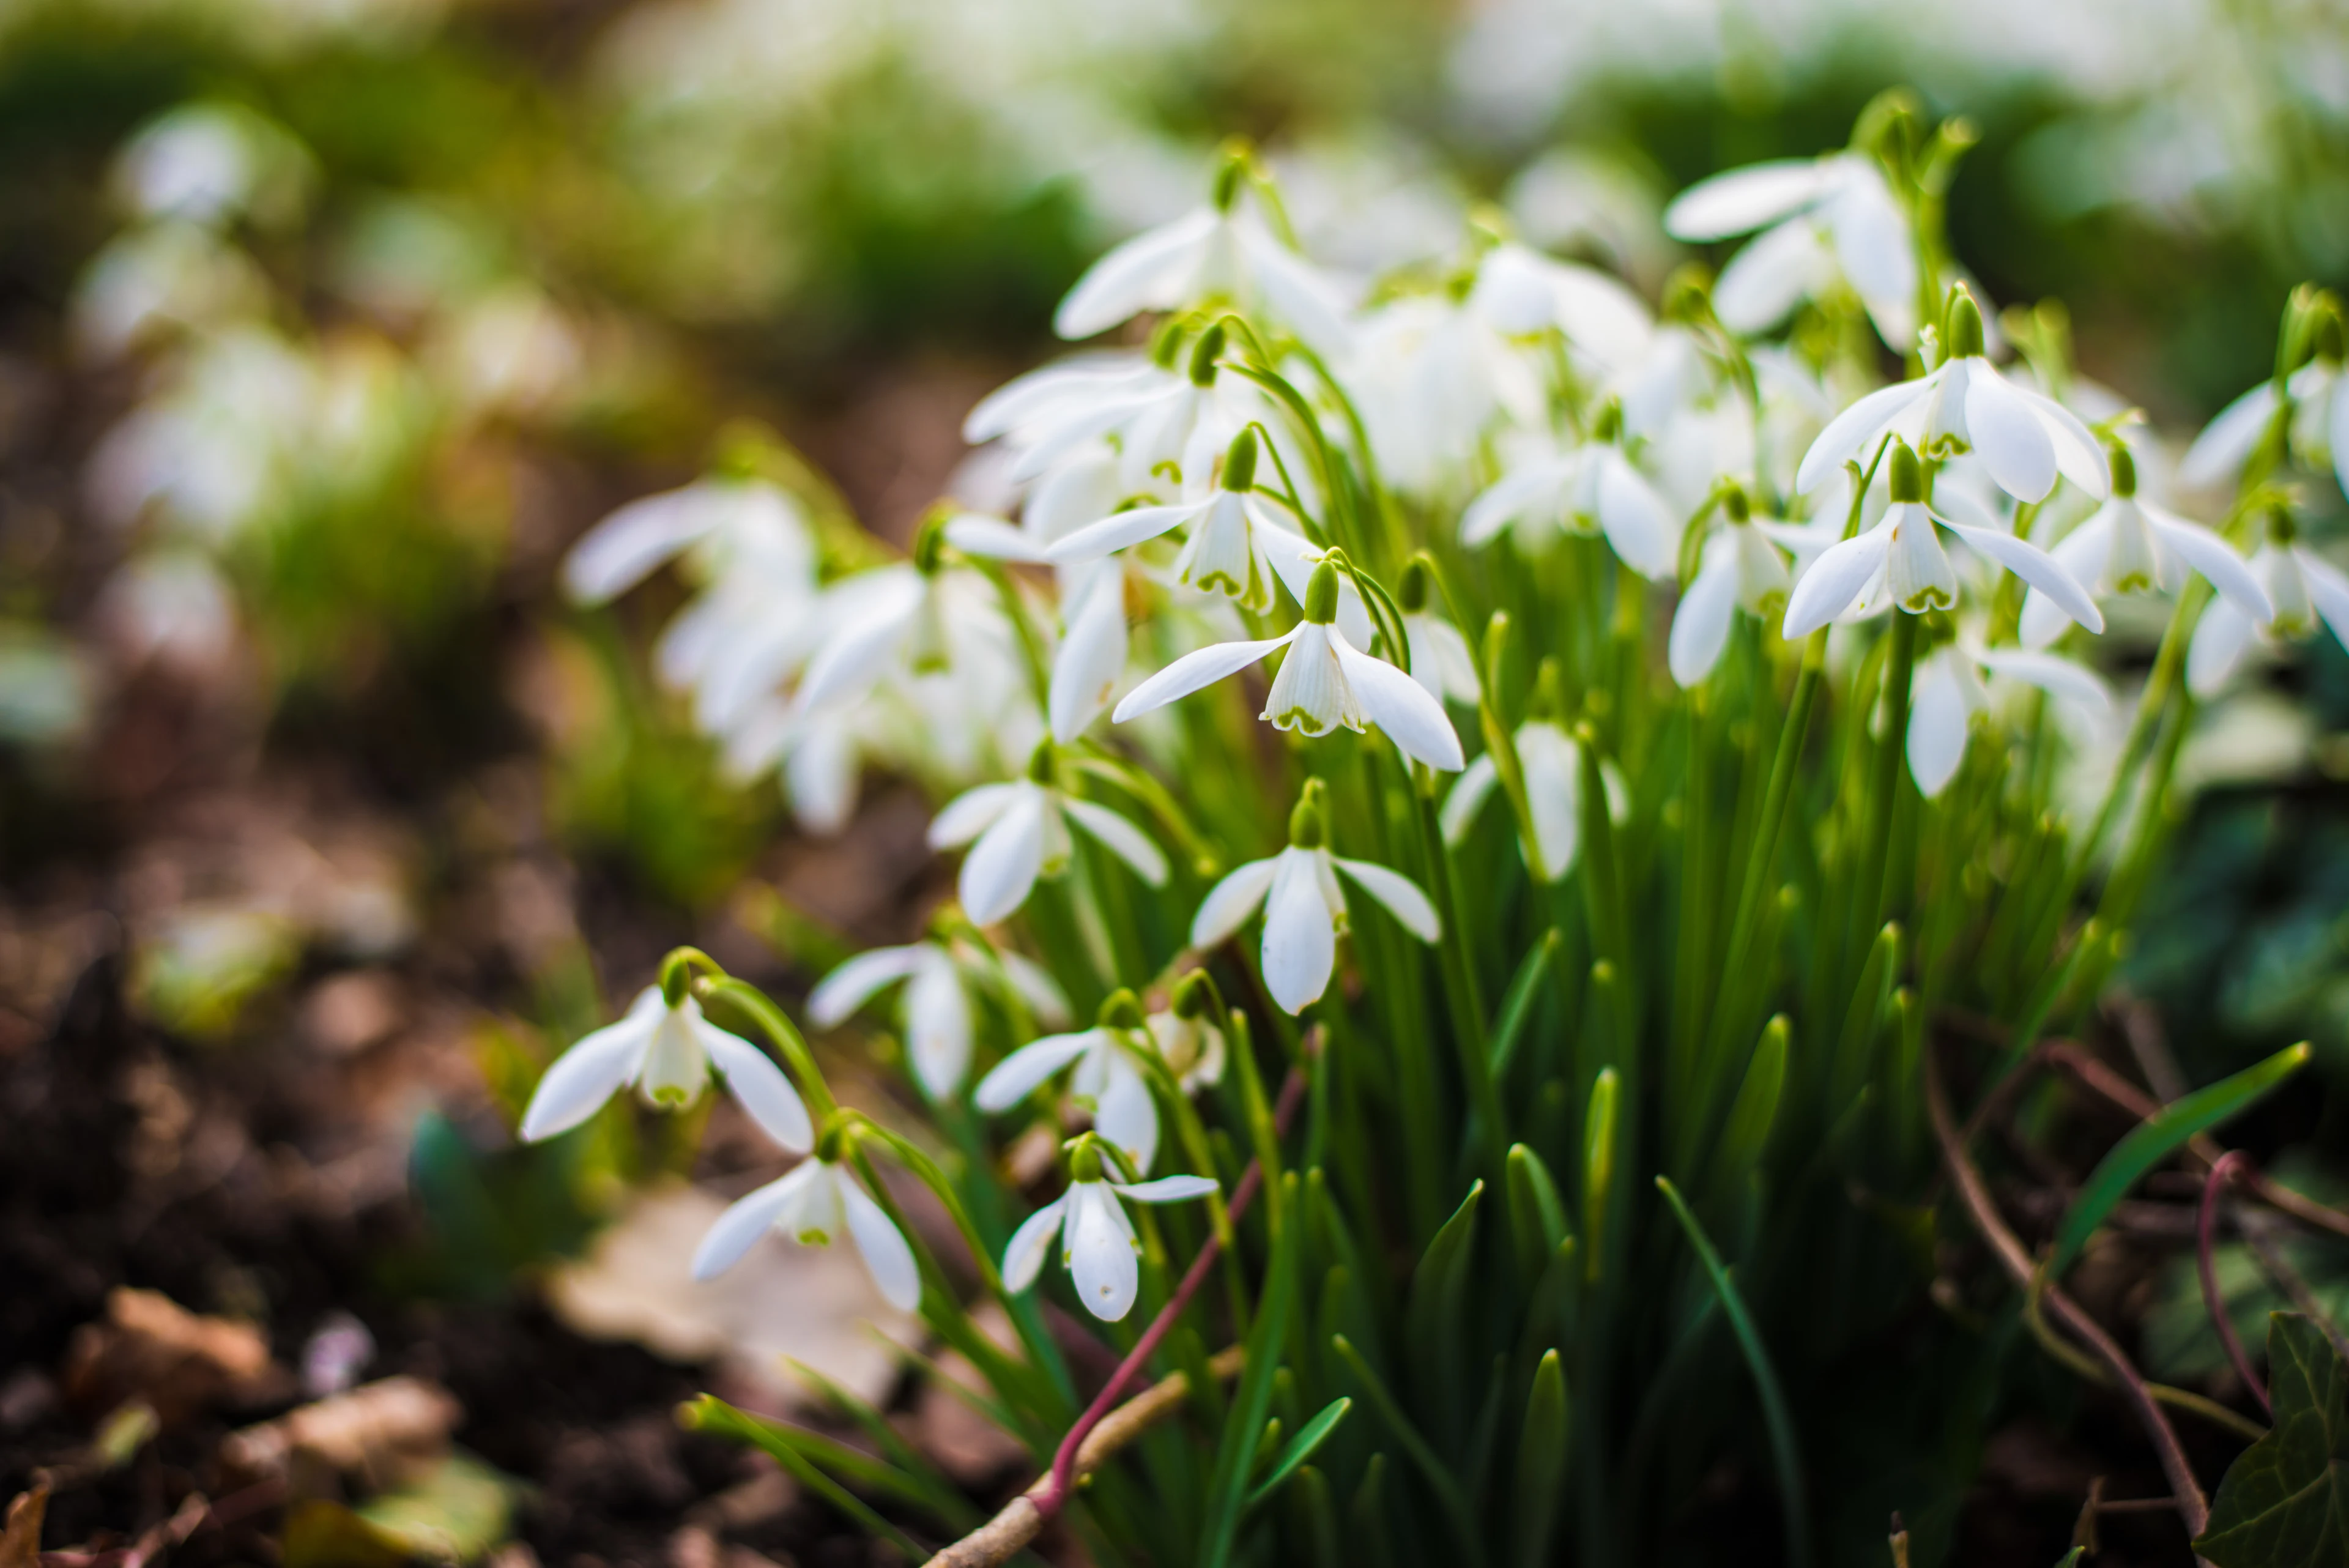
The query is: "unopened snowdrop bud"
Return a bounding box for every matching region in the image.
[1188,324,1226,387]
[1591,398,1624,444]
[1722,485,1751,523]
[1221,426,1259,492]
[1302,560,1341,624]
[1212,141,1249,213]
[1887,440,1926,503]
[1149,315,1189,370]
[1943,288,1986,362]
[1068,1135,1106,1183]
[1399,557,1431,612]
[2109,443,2137,499]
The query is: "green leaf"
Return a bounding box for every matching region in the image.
[1505,1144,1570,1288]
[1707,1014,1789,1197]
[1512,1350,1570,1568]
[1244,1399,1353,1511]
[2050,1042,2311,1276]
[1583,1068,1620,1284]
[1332,1336,1486,1567]
[1407,1180,1484,1442]
[677,1396,929,1555]
[1657,1176,1812,1568]
[1200,1171,1302,1568]
[1488,929,1562,1079]
[2193,1312,2348,1568]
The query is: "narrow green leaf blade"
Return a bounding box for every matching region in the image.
[2051,1042,2310,1276]
[2192,1312,2348,1568]
[1512,1350,1570,1568]
[1244,1398,1353,1511]
[1488,929,1562,1078]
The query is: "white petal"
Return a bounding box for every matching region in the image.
[2145,510,2273,623]
[1975,648,2112,712]
[1236,222,1356,356]
[1515,722,1583,879]
[1668,553,1740,687]
[2299,549,2349,653]
[1595,453,1680,580]
[1190,856,1280,948]
[794,575,922,710]
[2187,598,2258,697]
[691,1161,821,1280]
[1091,1053,1160,1173]
[2022,511,2117,648]
[1066,1183,1141,1320]
[1331,856,1440,942]
[2014,383,2109,498]
[2178,382,2277,491]
[1407,614,1480,705]
[698,1019,815,1153]
[1827,169,1918,346]
[1943,520,2104,632]
[519,997,659,1142]
[838,1171,924,1313]
[905,954,974,1099]
[807,946,926,1028]
[1782,527,1891,637]
[943,513,1050,563]
[1439,753,1499,845]
[997,951,1072,1028]
[1055,210,1217,339]
[1111,1174,1219,1203]
[959,790,1049,926]
[929,782,1022,850]
[2332,382,2349,502]
[1905,652,1973,798]
[562,489,710,604]
[1663,159,1836,240]
[1001,1197,1067,1292]
[1063,797,1169,885]
[1261,848,1338,1014]
[1333,634,1464,770]
[1795,378,1933,495]
[1049,578,1130,743]
[1712,218,1833,335]
[1113,631,1295,723]
[1963,366,2058,503]
[973,1030,1100,1112]
[1461,457,1572,547]
[1046,502,1202,563]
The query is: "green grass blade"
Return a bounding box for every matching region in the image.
[1505,1144,1570,1288]
[1707,1014,1788,1198]
[1332,1336,1486,1568]
[1488,928,1562,1079]
[1244,1398,1352,1512]
[2049,1041,2310,1276]
[1655,1178,1812,1568]
[1512,1349,1570,1568]
[1200,1172,1302,1568]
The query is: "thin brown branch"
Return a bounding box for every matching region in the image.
[1924,1038,2211,1539]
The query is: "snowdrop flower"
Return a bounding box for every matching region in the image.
[1113,562,1464,771]
[1048,428,1307,614]
[1143,976,1230,1096]
[974,991,1169,1170]
[1664,152,1916,348]
[1190,789,1440,1014]
[1669,495,1794,686]
[563,476,812,608]
[1907,639,2110,798]
[2178,351,2347,500]
[928,747,1168,926]
[1399,560,1479,707]
[809,936,1071,1101]
[1461,405,1681,580]
[1472,242,1655,376]
[1441,716,1587,883]
[1002,1145,1219,1321]
[1782,440,2103,639]
[520,985,812,1151]
[1053,170,1353,354]
[692,1155,920,1312]
[791,544,1012,719]
[1795,291,2109,509]
[2186,513,2349,696]
[2019,447,2273,648]
[1342,273,1544,494]
[962,350,1160,451]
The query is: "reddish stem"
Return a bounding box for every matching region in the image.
[1029,1061,1309,1519]
[2198,1150,2269,1416]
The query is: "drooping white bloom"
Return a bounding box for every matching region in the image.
[1472,242,1656,376]
[1782,442,2102,638]
[1053,190,1353,354]
[1906,643,2110,798]
[1669,513,1794,686]
[790,560,1014,718]
[691,1156,921,1313]
[1664,152,1917,348]
[1340,278,1545,494]
[1460,416,1682,580]
[1047,428,1308,614]
[2177,357,2349,501]
[1794,291,2109,508]
[519,986,812,1151]
[2019,456,2273,648]
[1439,719,1587,883]
[1111,563,1464,771]
[962,351,1161,451]
[562,477,813,608]
[1001,1173,1219,1321]
[1190,838,1439,1014]
[928,772,1167,926]
[1403,604,1480,707]
[975,1021,1160,1170]
[2186,532,2349,696]
[809,938,1071,1101]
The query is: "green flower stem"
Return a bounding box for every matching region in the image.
[1411,764,1501,1163]
[2068,579,2203,889]
[1849,611,1920,989]
[702,976,838,1123]
[848,1116,1008,1297]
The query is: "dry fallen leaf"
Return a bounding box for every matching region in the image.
[222,1376,462,1493]
[0,1485,48,1568]
[544,1182,920,1410]
[64,1287,282,1423]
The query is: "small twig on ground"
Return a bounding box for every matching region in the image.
[2198,1153,2269,1417]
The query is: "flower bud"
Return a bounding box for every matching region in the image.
[1188,323,1226,387]
[1591,398,1624,444]
[1149,316,1190,370]
[1529,656,1567,723]
[1222,426,1259,493]
[1171,970,1218,1021]
[1302,560,1340,624]
[912,508,949,574]
[1212,139,1250,214]
[2268,503,2299,548]
[1097,987,1146,1031]
[1888,440,1926,504]
[1288,778,1329,850]
[1027,737,1057,786]
[1069,1137,1104,1183]
[1943,288,1985,361]
[2108,443,2137,499]
[1721,483,1751,523]
[1398,556,1431,613]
